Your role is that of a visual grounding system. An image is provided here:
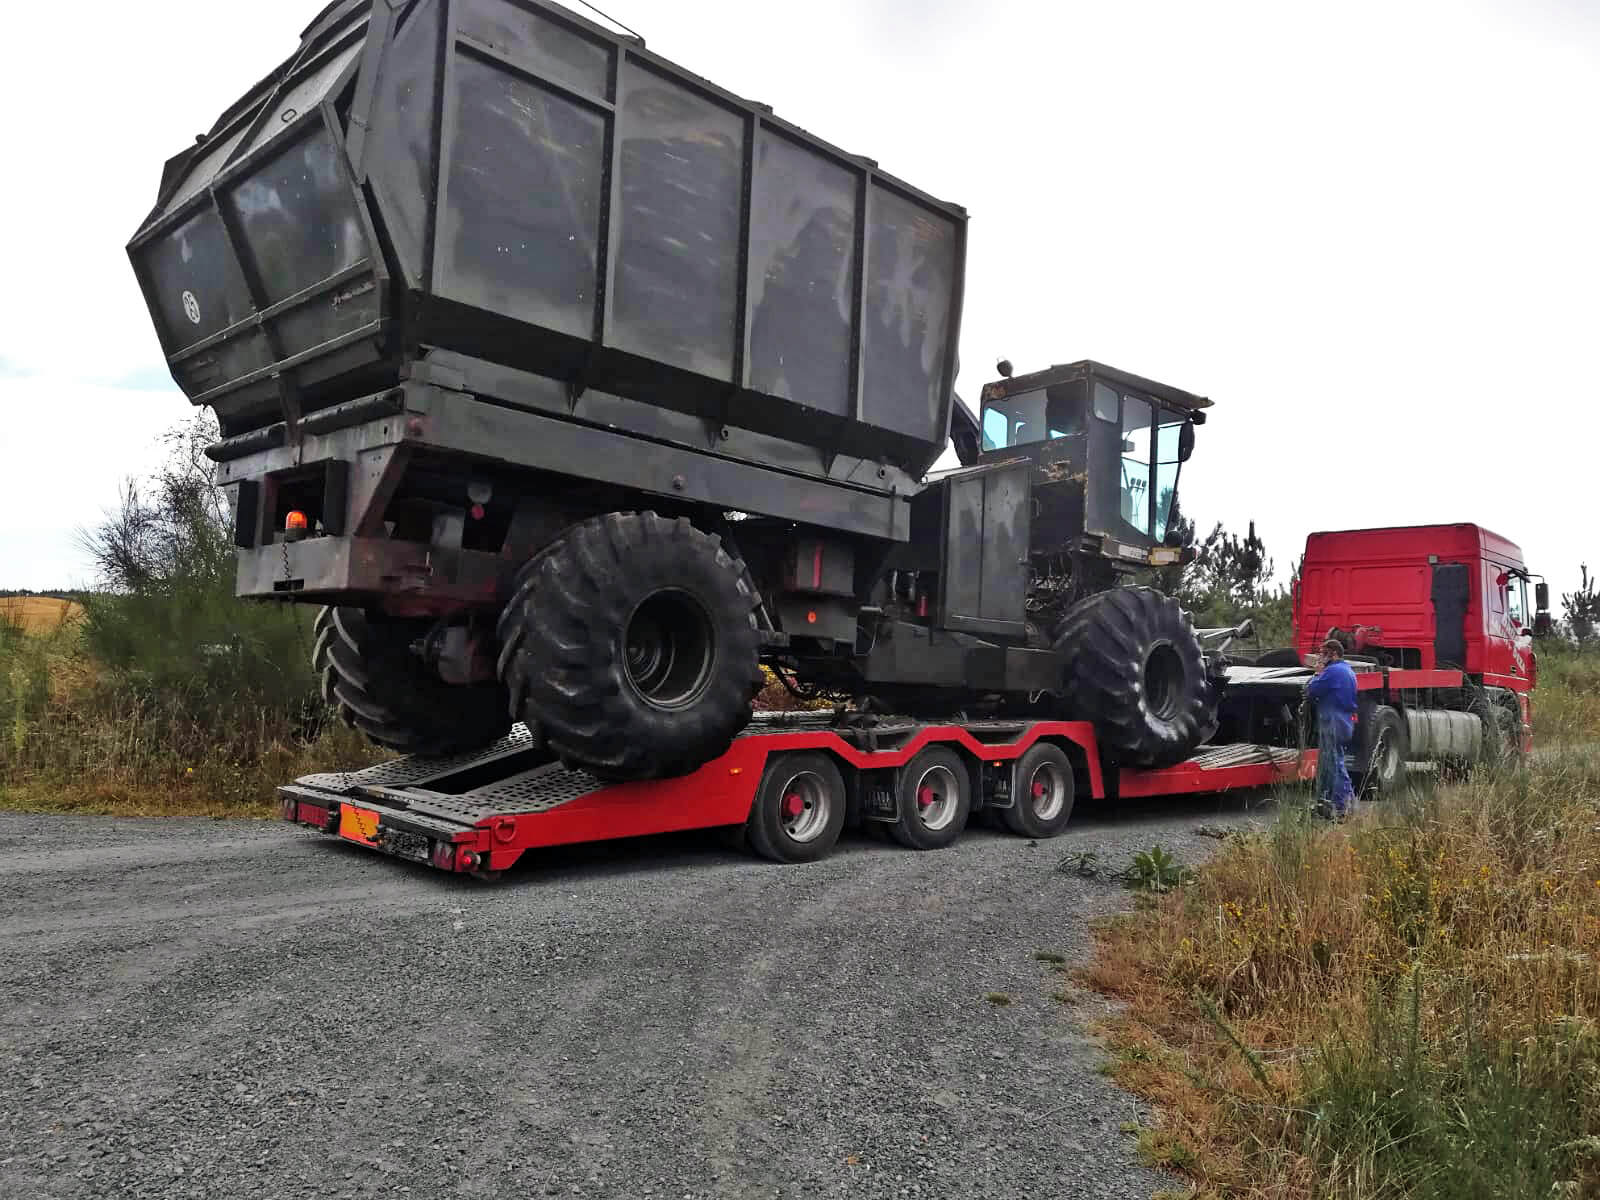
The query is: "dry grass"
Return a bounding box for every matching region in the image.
[1083,650,1600,1199]
[0,596,83,635]
[0,610,377,820]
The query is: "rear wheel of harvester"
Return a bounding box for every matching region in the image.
[499,512,765,780]
[891,746,972,850]
[314,608,511,757]
[745,751,847,864]
[1000,743,1076,839]
[1054,587,1216,768]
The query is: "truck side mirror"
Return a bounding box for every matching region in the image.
[1535,581,1549,612]
[1534,611,1554,638]
[1178,420,1196,463]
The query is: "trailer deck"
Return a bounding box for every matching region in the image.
[282,713,1313,879]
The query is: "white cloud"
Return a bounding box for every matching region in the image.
[1,0,1595,606]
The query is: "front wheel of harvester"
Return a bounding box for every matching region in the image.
[891,746,972,850]
[500,512,765,780]
[314,608,511,757]
[1000,743,1076,839]
[1054,587,1216,768]
[745,752,847,864]
[1356,705,1408,799]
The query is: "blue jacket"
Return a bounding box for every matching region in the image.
[1307,659,1358,719]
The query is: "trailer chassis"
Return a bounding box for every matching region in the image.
[281,713,1312,880]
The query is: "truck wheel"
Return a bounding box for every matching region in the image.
[500,512,765,780]
[745,752,847,864]
[1473,698,1521,768]
[1001,743,1076,839]
[314,608,511,758]
[1054,587,1216,768]
[1357,705,1408,798]
[891,746,971,850]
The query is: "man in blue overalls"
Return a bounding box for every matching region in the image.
[1306,637,1358,819]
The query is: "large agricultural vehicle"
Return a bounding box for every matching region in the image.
[128,0,1220,783]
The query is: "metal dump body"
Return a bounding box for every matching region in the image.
[129,0,967,476]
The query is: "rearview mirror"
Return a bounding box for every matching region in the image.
[1178,420,1196,463]
[1535,581,1550,612]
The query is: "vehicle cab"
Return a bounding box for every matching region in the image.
[975,361,1211,569]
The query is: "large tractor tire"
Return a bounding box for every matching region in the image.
[1054,587,1217,768]
[498,512,765,781]
[314,607,512,757]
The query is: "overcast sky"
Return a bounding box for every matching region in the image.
[1,0,1595,601]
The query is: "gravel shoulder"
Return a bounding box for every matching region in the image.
[0,790,1276,1199]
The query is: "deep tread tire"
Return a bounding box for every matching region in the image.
[1054,587,1216,768]
[501,512,765,780]
[313,607,511,757]
[745,751,847,864]
[1000,743,1076,839]
[891,746,972,851]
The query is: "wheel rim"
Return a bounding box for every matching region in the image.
[1025,761,1069,822]
[1379,736,1401,784]
[779,771,831,843]
[1142,642,1184,721]
[912,765,961,831]
[623,589,715,711]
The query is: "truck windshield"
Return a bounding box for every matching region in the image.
[981,387,1086,450]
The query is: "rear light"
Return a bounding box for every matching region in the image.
[285,510,309,542]
[430,842,456,870]
[280,796,296,822]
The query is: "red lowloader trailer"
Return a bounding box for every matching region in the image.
[280,714,1310,880]
[281,521,1544,880]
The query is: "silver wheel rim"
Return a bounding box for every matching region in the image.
[912,765,961,831]
[780,771,831,843]
[1376,735,1400,785]
[1025,762,1068,822]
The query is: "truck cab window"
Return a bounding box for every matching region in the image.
[1506,576,1527,628]
[1120,395,1153,537]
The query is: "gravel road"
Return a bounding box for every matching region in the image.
[0,791,1275,1200]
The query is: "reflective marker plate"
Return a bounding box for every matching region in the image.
[338,804,381,845]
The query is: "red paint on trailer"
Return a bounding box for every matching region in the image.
[286,722,1315,877]
[1117,754,1313,799]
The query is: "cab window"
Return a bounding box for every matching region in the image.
[980,386,1086,450]
[1154,416,1186,540]
[1119,395,1152,537]
[1506,575,1527,628]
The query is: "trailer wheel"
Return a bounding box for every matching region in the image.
[1054,587,1216,768]
[891,746,971,850]
[501,512,765,780]
[314,608,511,757]
[1357,706,1408,799]
[745,752,847,864]
[1000,744,1076,839]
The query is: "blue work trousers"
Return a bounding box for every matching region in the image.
[1316,712,1356,816]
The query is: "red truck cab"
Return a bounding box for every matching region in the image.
[1293,523,1542,690]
